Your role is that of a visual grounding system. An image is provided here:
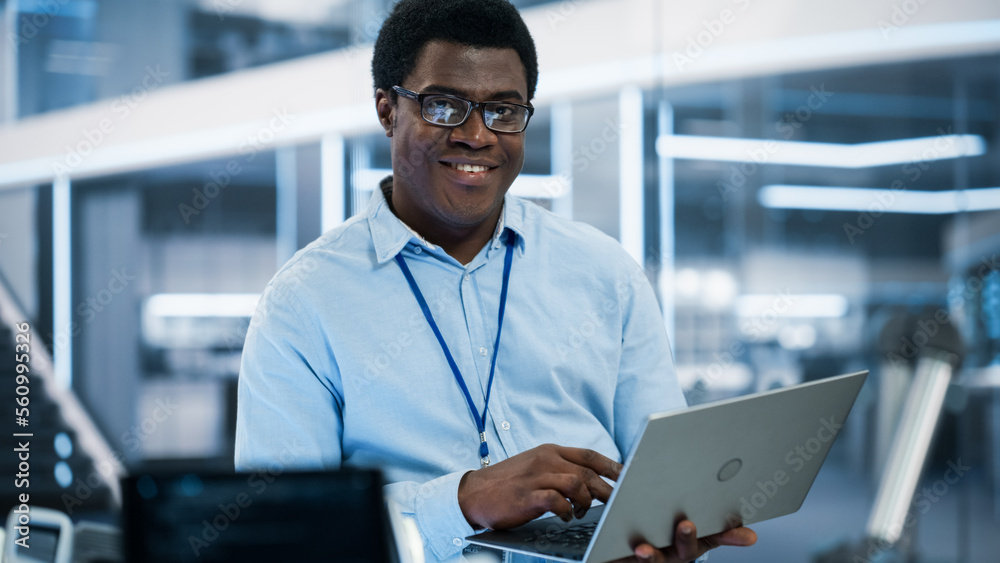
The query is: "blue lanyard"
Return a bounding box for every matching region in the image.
[394,230,515,469]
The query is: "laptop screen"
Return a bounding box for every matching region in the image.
[122,468,392,563]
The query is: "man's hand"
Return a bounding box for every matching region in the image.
[627,520,757,562]
[458,443,622,530]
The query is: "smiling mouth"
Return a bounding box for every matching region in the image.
[446,162,492,173]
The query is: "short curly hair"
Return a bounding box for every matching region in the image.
[372,0,538,102]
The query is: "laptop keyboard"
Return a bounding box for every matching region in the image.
[528,521,598,553]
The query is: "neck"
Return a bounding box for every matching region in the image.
[382,181,500,264]
[409,212,500,265]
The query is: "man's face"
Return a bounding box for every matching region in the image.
[376,40,528,241]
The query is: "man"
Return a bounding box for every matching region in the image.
[235,1,756,561]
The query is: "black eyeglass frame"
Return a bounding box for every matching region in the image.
[392,85,534,133]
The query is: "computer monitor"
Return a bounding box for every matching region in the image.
[122,468,393,563]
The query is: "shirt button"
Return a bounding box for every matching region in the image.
[413,246,422,254]
[452,537,463,547]
[501,421,511,431]
[464,274,471,282]
[479,347,488,356]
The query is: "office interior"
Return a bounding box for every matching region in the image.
[0,0,998,561]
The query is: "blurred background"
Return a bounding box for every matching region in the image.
[0,0,998,561]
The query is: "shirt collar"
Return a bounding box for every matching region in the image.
[367,175,526,264]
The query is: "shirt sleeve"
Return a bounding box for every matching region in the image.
[235,280,344,471]
[612,258,688,457]
[235,278,474,562]
[385,473,477,560]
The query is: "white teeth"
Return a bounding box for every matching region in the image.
[449,163,489,173]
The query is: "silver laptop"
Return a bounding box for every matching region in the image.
[467,370,868,563]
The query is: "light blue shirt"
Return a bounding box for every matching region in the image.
[235,181,689,562]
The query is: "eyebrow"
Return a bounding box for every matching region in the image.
[422,84,525,102]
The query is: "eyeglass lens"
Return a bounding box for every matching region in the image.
[421,95,527,132]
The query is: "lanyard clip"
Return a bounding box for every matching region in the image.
[479,432,490,468]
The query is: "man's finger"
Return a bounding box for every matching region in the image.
[558,446,624,481]
[525,488,575,522]
[574,466,615,504]
[633,543,664,562]
[531,472,595,515]
[554,446,621,504]
[708,526,757,547]
[673,521,699,560]
[630,523,758,562]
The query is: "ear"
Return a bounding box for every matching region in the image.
[375,89,395,138]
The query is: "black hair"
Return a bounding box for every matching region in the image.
[372,0,538,102]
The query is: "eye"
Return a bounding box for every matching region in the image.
[493,104,515,117]
[483,103,524,127]
[429,98,460,110]
[424,96,465,123]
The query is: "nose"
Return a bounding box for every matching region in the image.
[448,106,499,149]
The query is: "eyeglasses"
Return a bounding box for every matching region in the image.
[392,86,534,133]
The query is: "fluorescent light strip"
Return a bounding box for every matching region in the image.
[145,293,260,318]
[736,294,849,318]
[655,134,985,168]
[759,185,1000,214]
[509,174,571,199]
[53,176,72,389]
[351,168,570,199]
